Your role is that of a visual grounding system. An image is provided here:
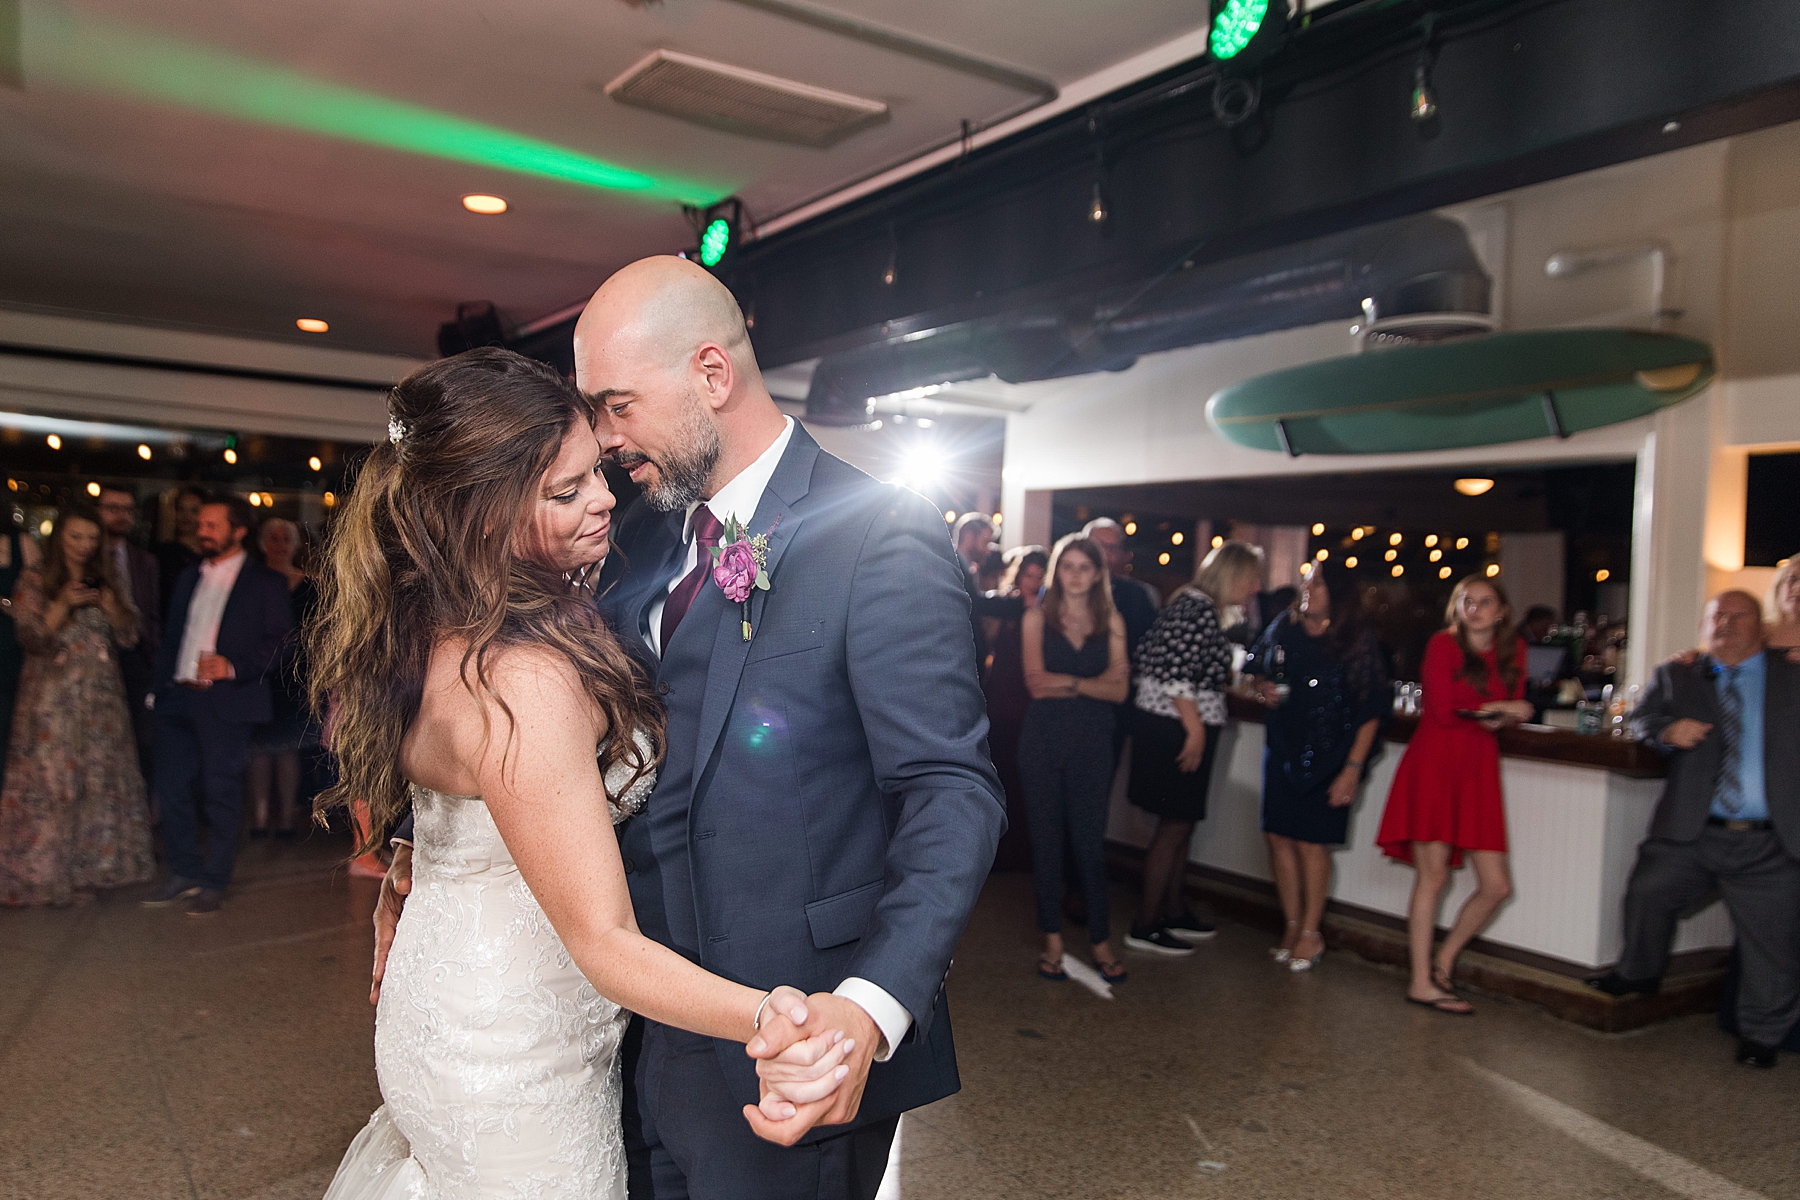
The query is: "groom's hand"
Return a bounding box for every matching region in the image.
[743,993,879,1145]
[370,844,413,1006]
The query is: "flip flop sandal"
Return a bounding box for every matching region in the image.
[1406,993,1475,1016]
[1037,959,1068,982]
[1097,960,1129,985]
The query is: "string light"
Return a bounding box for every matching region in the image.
[1158,552,1171,565]
[323,492,337,508]
[46,434,61,450]
[1596,568,1611,582]
[1429,549,1442,562]
[1424,534,1438,548]
[137,444,152,460]
[1391,564,1404,577]
[1345,556,1359,569]
[1439,566,1453,579]
[944,510,956,523]
[1171,532,1184,546]
[1455,537,1470,550]
[992,513,1003,525]
[1486,563,1500,577]
[1315,549,1328,561]
[86,482,101,497]
[224,448,238,464]
[1351,528,1364,541]
[1384,549,1398,562]
[1124,521,1137,536]
[1210,535,1223,548]
[1311,523,1325,536]
[309,456,323,471]
[248,493,262,507]
[1389,532,1403,546]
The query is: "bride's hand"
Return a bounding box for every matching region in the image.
[755,1028,854,1113]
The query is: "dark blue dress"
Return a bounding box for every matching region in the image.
[1246,612,1389,845]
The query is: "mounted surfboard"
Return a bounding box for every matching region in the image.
[1205,329,1714,456]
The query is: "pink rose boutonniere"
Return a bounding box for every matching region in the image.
[711,515,774,641]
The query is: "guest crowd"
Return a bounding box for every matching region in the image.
[4,483,1797,1067]
[0,488,318,913]
[959,516,1800,1068]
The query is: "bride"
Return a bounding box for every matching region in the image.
[312,349,850,1199]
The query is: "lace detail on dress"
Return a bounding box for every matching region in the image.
[327,731,658,1200]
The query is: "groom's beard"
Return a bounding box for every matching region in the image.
[618,393,722,513]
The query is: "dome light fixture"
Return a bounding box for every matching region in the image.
[462,193,508,215]
[1454,477,1495,497]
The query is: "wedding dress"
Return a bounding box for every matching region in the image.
[324,739,655,1200]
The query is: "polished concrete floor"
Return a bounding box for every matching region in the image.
[4,837,1797,1200]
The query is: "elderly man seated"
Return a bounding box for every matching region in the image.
[1588,590,1800,1068]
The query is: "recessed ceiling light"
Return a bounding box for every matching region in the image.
[296,318,330,334]
[462,194,508,214]
[1454,477,1495,496]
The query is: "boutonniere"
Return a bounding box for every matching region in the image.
[711,515,776,641]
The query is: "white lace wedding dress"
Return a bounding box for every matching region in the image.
[324,743,655,1200]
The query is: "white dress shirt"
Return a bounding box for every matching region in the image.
[641,416,914,1060]
[173,549,245,682]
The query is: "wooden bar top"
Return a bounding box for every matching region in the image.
[1223,693,1668,778]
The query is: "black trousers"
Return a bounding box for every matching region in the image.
[154,711,254,890]
[628,1020,897,1200]
[1619,827,1800,1046]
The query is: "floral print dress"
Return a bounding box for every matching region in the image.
[0,571,153,906]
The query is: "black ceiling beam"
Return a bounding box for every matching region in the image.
[693,0,1800,369]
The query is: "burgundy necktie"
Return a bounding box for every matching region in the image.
[660,507,725,651]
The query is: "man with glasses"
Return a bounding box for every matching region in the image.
[1591,591,1800,1067]
[98,486,160,788]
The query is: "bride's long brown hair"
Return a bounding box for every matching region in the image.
[308,348,663,852]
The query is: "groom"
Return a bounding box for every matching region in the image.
[374,256,1004,1199]
[580,257,1004,1198]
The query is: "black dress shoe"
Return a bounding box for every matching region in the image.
[1736,1038,1778,1069]
[1584,971,1661,998]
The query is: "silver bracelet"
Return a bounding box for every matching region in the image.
[752,991,775,1033]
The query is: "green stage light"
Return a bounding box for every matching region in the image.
[1210,0,1271,61]
[21,2,721,204]
[699,217,732,268]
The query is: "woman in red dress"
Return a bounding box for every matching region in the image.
[1377,576,1535,1013]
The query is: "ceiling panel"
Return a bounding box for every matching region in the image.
[0,0,1210,355]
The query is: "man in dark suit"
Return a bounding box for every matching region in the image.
[581,257,1006,1198]
[1590,590,1800,1067]
[951,512,1022,681]
[98,486,160,789]
[142,494,293,916]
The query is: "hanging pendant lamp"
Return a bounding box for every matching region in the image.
[1205,329,1714,456]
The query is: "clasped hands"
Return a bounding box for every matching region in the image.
[743,990,880,1145]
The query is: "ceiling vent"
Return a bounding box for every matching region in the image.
[605,50,889,147]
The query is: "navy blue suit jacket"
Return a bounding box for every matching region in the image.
[597,423,1006,1132]
[153,556,294,726]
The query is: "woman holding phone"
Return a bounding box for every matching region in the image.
[1377,575,1533,1013]
[0,502,153,906]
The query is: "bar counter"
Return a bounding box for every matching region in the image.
[1105,695,1733,973]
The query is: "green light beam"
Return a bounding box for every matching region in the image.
[21,2,723,205]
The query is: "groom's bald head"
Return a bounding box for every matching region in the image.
[575,256,785,508]
[574,255,761,388]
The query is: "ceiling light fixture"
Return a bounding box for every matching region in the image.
[462,193,508,214]
[296,318,329,334]
[1454,478,1495,496]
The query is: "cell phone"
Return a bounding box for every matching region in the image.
[1454,708,1496,720]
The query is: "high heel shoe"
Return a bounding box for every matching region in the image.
[1269,920,1299,963]
[1288,930,1324,973]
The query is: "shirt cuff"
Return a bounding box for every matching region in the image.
[833,977,913,1063]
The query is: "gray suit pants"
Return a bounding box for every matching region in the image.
[1619,826,1800,1045]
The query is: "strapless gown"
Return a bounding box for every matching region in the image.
[324,742,655,1200]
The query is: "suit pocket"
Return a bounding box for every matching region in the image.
[745,616,824,665]
[803,880,884,950]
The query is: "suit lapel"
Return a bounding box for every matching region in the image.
[689,427,820,777]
